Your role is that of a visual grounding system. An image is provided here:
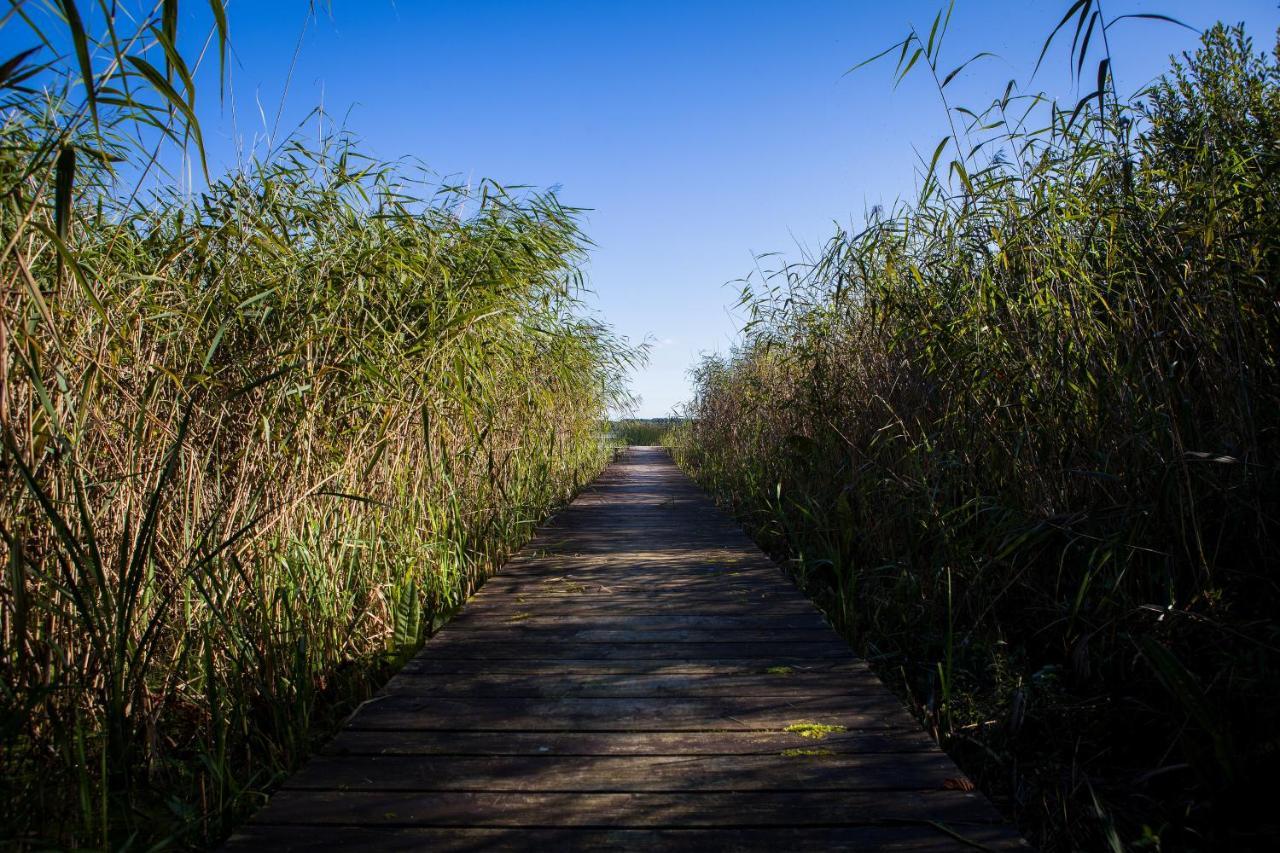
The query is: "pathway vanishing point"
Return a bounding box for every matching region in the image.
[226,447,1024,851]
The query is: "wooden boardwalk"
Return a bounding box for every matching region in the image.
[226,447,1022,851]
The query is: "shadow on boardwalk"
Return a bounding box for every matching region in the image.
[225,448,1025,852]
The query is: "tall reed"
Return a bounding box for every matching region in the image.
[672,13,1280,850]
[0,3,637,847]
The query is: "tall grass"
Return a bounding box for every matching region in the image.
[0,3,636,847]
[672,11,1279,851]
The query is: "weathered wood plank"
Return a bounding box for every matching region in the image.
[463,589,808,605]
[323,729,937,756]
[224,825,1026,852]
[246,789,1008,828]
[481,566,782,578]
[422,627,837,645]
[387,659,884,697]
[394,659,866,677]
[281,753,961,792]
[441,612,832,631]
[454,599,825,619]
[381,668,885,698]
[477,572,786,589]
[410,640,855,661]
[346,694,916,731]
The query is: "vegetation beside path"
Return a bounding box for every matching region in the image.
[0,4,637,847]
[670,18,1280,851]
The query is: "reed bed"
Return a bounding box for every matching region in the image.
[670,15,1280,851]
[0,3,635,847]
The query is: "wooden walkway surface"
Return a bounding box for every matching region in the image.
[227,447,1023,851]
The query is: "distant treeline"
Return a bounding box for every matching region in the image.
[608,418,685,446]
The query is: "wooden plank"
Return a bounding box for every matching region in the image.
[323,729,937,756]
[498,565,783,577]
[472,583,791,598]
[453,599,824,619]
[281,753,961,792]
[494,557,782,571]
[403,641,855,661]
[467,586,803,602]
[441,612,832,631]
[480,579,787,592]
[481,566,784,581]
[346,694,917,731]
[244,788,1003,824]
[224,825,1027,852]
[388,659,884,694]
[496,556,752,572]
[422,627,836,645]
[394,659,867,677]
[381,668,886,698]
[246,789,1008,828]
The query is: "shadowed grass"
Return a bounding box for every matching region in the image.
[671,14,1280,852]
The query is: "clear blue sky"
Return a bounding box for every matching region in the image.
[13,1,1280,415]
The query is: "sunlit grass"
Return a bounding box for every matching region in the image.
[0,3,639,847]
